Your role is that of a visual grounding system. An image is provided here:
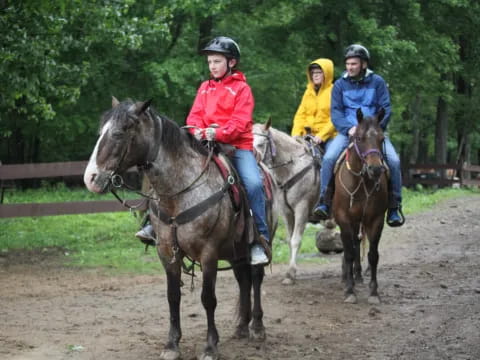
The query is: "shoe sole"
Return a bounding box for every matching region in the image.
[313,210,329,220]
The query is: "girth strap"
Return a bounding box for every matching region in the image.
[155,181,230,264]
[157,183,229,226]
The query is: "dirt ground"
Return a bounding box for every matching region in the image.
[1,195,480,360]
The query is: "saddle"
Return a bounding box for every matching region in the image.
[211,143,274,259]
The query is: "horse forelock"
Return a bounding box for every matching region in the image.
[100,100,135,132]
[356,116,383,141]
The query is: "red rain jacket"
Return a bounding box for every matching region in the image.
[186,71,254,150]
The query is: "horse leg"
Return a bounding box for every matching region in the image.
[282,210,297,284]
[285,212,309,285]
[159,258,182,360]
[366,220,384,304]
[199,258,220,360]
[339,224,358,304]
[353,232,364,284]
[250,264,266,341]
[232,262,252,339]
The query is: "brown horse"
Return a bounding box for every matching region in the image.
[83,98,277,360]
[333,108,388,304]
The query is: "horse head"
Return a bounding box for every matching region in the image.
[352,108,386,180]
[253,118,276,166]
[84,97,156,193]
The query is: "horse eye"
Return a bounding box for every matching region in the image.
[112,130,124,139]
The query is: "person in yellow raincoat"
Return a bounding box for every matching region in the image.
[291,58,336,142]
[291,58,336,214]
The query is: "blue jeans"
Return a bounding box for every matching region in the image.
[320,133,402,204]
[232,149,270,241]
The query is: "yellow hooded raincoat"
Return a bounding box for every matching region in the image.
[291,58,336,141]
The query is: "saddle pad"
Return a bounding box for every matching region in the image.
[260,164,274,202]
[212,153,241,210]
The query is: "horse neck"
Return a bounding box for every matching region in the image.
[145,117,209,197]
[269,129,308,174]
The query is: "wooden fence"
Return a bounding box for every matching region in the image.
[0,161,145,218]
[1,160,479,218]
[403,163,480,187]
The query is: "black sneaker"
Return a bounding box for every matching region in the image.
[313,203,330,220]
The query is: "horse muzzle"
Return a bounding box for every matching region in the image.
[84,170,112,194]
[366,164,385,180]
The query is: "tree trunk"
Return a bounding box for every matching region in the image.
[435,96,448,180]
[408,95,422,164]
[435,96,448,164]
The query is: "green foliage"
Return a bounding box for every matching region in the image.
[0,0,479,163]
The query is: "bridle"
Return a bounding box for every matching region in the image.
[340,137,386,209]
[106,112,215,207]
[345,138,385,177]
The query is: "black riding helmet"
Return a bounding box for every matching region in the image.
[344,44,370,61]
[201,36,241,62]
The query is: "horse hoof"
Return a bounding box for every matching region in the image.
[281,277,295,285]
[160,349,181,360]
[198,352,218,360]
[249,326,266,342]
[344,294,357,304]
[368,296,381,305]
[233,326,249,339]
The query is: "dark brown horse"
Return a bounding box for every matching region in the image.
[83,98,277,360]
[333,108,388,304]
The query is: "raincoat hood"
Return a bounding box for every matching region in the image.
[306,58,334,92]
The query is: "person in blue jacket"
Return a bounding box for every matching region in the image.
[313,44,404,227]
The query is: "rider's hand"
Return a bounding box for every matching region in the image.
[348,126,357,137]
[205,127,216,141]
[193,128,204,141]
[313,136,323,145]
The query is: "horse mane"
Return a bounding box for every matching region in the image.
[268,126,308,154]
[100,99,208,156]
[149,107,208,156]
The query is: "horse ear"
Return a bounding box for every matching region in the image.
[136,99,153,116]
[112,96,120,108]
[377,107,385,123]
[265,117,272,130]
[356,108,364,123]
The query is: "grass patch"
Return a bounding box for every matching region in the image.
[1,185,479,273]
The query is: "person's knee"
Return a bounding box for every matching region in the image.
[244,176,263,194]
[322,153,337,166]
[387,156,400,170]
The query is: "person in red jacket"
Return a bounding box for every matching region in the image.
[186,36,270,265]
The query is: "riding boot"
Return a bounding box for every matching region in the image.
[386,193,405,227]
[313,179,334,220]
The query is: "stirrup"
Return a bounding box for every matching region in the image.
[386,207,405,227]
